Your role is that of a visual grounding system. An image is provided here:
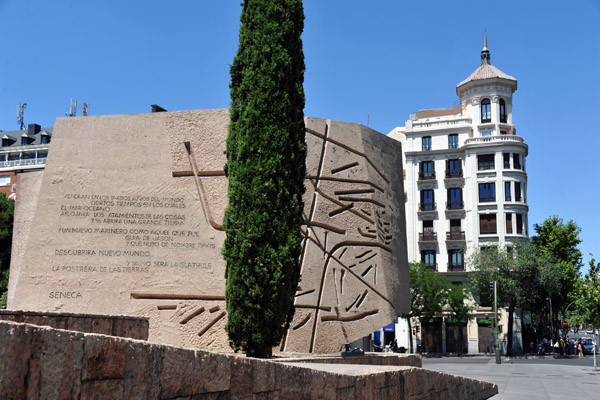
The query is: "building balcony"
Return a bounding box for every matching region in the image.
[419,232,438,243]
[424,263,437,272]
[418,171,436,181]
[446,231,466,242]
[447,264,465,272]
[0,157,47,169]
[446,201,463,211]
[445,169,463,178]
[464,135,526,148]
[418,202,436,212]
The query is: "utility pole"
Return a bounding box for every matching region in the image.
[491,280,501,364]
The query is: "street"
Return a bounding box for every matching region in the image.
[422,354,600,399]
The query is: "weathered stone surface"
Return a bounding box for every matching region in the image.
[8,109,408,353]
[0,321,498,399]
[0,310,148,340]
[275,352,421,368]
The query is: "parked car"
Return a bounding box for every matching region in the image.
[582,338,597,354]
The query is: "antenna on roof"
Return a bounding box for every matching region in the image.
[17,103,27,130]
[82,102,89,116]
[66,98,77,117]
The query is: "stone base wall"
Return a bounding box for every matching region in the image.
[0,321,497,399]
[0,310,148,340]
[275,352,422,368]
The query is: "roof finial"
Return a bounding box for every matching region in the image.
[481,29,491,65]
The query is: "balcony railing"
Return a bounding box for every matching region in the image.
[446,201,464,210]
[418,171,436,180]
[446,231,465,241]
[448,264,465,272]
[419,202,436,211]
[0,158,47,168]
[448,143,459,149]
[479,197,496,203]
[477,163,495,171]
[424,263,437,272]
[419,232,438,242]
[465,135,525,145]
[446,169,463,178]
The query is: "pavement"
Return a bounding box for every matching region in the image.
[422,354,600,399]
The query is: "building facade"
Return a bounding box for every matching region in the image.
[0,124,52,197]
[389,35,528,354]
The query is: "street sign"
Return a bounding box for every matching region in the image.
[562,320,568,328]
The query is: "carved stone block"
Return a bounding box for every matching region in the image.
[8,109,408,353]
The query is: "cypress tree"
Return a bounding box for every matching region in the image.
[223,0,306,358]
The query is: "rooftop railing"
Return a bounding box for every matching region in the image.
[0,158,46,168]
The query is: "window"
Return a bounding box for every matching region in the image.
[448,250,464,270]
[447,188,462,209]
[447,159,461,177]
[422,136,432,151]
[499,99,507,123]
[419,161,435,179]
[481,129,492,137]
[479,183,496,202]
[0,175,10,187]
[421,250,436,269]
[506,213,513,234]
[478,154,495,170]
[516,214,523,234]
[423,220,434,232]
[505,182,511,201]
[448,134,458,149]
[515,182,522,202]
[503,153,510,169]
[480,214,497,234]
[481,98,491,122]
[513,153,521,170]
[420,189,435,210]
[40,135,50,144]
[1,138,13,147]
[21,137,29,146]
[421,220,435,241]
[500,130,508,135]
[448,219,463,240]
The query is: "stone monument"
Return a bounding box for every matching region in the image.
[8,109,409,353]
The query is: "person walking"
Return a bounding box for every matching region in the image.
[578,339,584,358]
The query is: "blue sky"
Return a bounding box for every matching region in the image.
[1,1,599,266]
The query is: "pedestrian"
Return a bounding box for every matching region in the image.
[578,339,584,358]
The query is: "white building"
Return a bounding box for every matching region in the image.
[389,33,528,354]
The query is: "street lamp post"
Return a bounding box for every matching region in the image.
[491,280,501,364]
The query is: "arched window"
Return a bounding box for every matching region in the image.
[481,98,491,123]
[499,99,506,123]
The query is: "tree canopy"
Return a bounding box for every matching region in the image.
[533,216,583,320]
[0,193,14,309]
[222,0,306,358]
[469,239,563,355]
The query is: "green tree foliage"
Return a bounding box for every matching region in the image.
[469,239,562,355]
[0,193,14,309]
[223,0,306,358]
[575,256,600,328]
[533,216,583,326]
[400,262,450,353]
